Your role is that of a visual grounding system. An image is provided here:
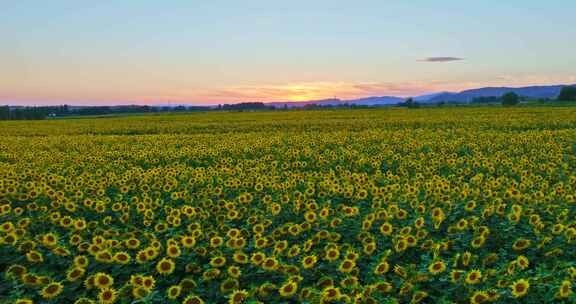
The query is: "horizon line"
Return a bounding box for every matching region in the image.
[2,82,575,107]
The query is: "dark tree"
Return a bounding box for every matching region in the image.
[557,86,576,101]
[501,92,520,106]
[405,97,420,108]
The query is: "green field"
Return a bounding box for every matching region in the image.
[1,107,575,304]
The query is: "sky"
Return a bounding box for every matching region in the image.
[1,0,576,106]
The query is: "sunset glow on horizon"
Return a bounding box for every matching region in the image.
[2,1,576,106]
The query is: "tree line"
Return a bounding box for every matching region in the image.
[0,106,57,120]
[0,105,212,120]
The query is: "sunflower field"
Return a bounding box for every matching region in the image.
[1,107,575,304]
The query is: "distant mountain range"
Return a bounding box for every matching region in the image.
[267,96,404,108]
[425,84,574,104]
[264,84,575,108]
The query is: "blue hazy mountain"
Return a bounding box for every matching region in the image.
[427,84,574,103]
[263,84,575,108]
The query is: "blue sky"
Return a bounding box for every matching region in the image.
[1,0,575,105]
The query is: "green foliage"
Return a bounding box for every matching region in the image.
[405,97,420,108]
[557,86,576,101]
[501,92,520,106]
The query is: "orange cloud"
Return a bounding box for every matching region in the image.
[4,74,575,105]
[139,81,438,104]
[140,74,576,104]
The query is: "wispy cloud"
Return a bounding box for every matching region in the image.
[420,57,464,62]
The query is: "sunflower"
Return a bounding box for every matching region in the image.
[37,276,50,285]
[469,290,489,304]
[66,267,86,282]
[255,238,268,249]
[220,279,240,293]
[338,259,356,273]
[373,280,393,293]
[130,274,144,286]
[399,282,415,296]
[250,252,266,266]
[287,244,301,258]
[42,232,58,247]
[274,240,288,253]
[428,260,447,275]
[83,274,96,289]
[228,289,249,304]
[182,295,205,304]
[379,222,394,236]
[210,236,224,247]
[456,218,468,230]
[325,248,340,262]
[5,220,20,234]
[465,270,482,285]
[450,270,464,282]
[394,239,408,252]
[262,257,279,271]
[69,234,82,245]
[181,236,196,248]
[374,261,390,275]
[278,281,298,298]
[125,238,141,249]
[131,287,149,299]
[363,242,377,255]
[486,289,500,301]
[321,286,341,301]
[302,255,318,269]
[135,250,148,264]
[394,265,407,278]
[98,288,118,304]
[233,251,249,264]
[141,275,156,290]
[167,285,182,299]
[209,256,226,268]
[462,251,472,266]
[15,299,33,304]
[551,224,565,235]
[232,238,247,249]
[95,250,114,263]
[470,237,485,249]
[299,287,312,300]
[482,253,498,266]
[202,268,221,281]
[156,258,176,275]
[340,276,358,288]
[167,244,182,258]
[464,201,477,212]
[22,274,39,286]
[558,280,573,298]
[226,266,241,278]
[178,278,197,291]
[411,291,428,303]
[40,282,63,299]
[256,282,278,297]
[6,264,27,278]
[512,239,531,251]
[2,231,18,245]
[25,250,43,263]
[145,247,159,260]
[516,255,529,270]
[510,279,530,298]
